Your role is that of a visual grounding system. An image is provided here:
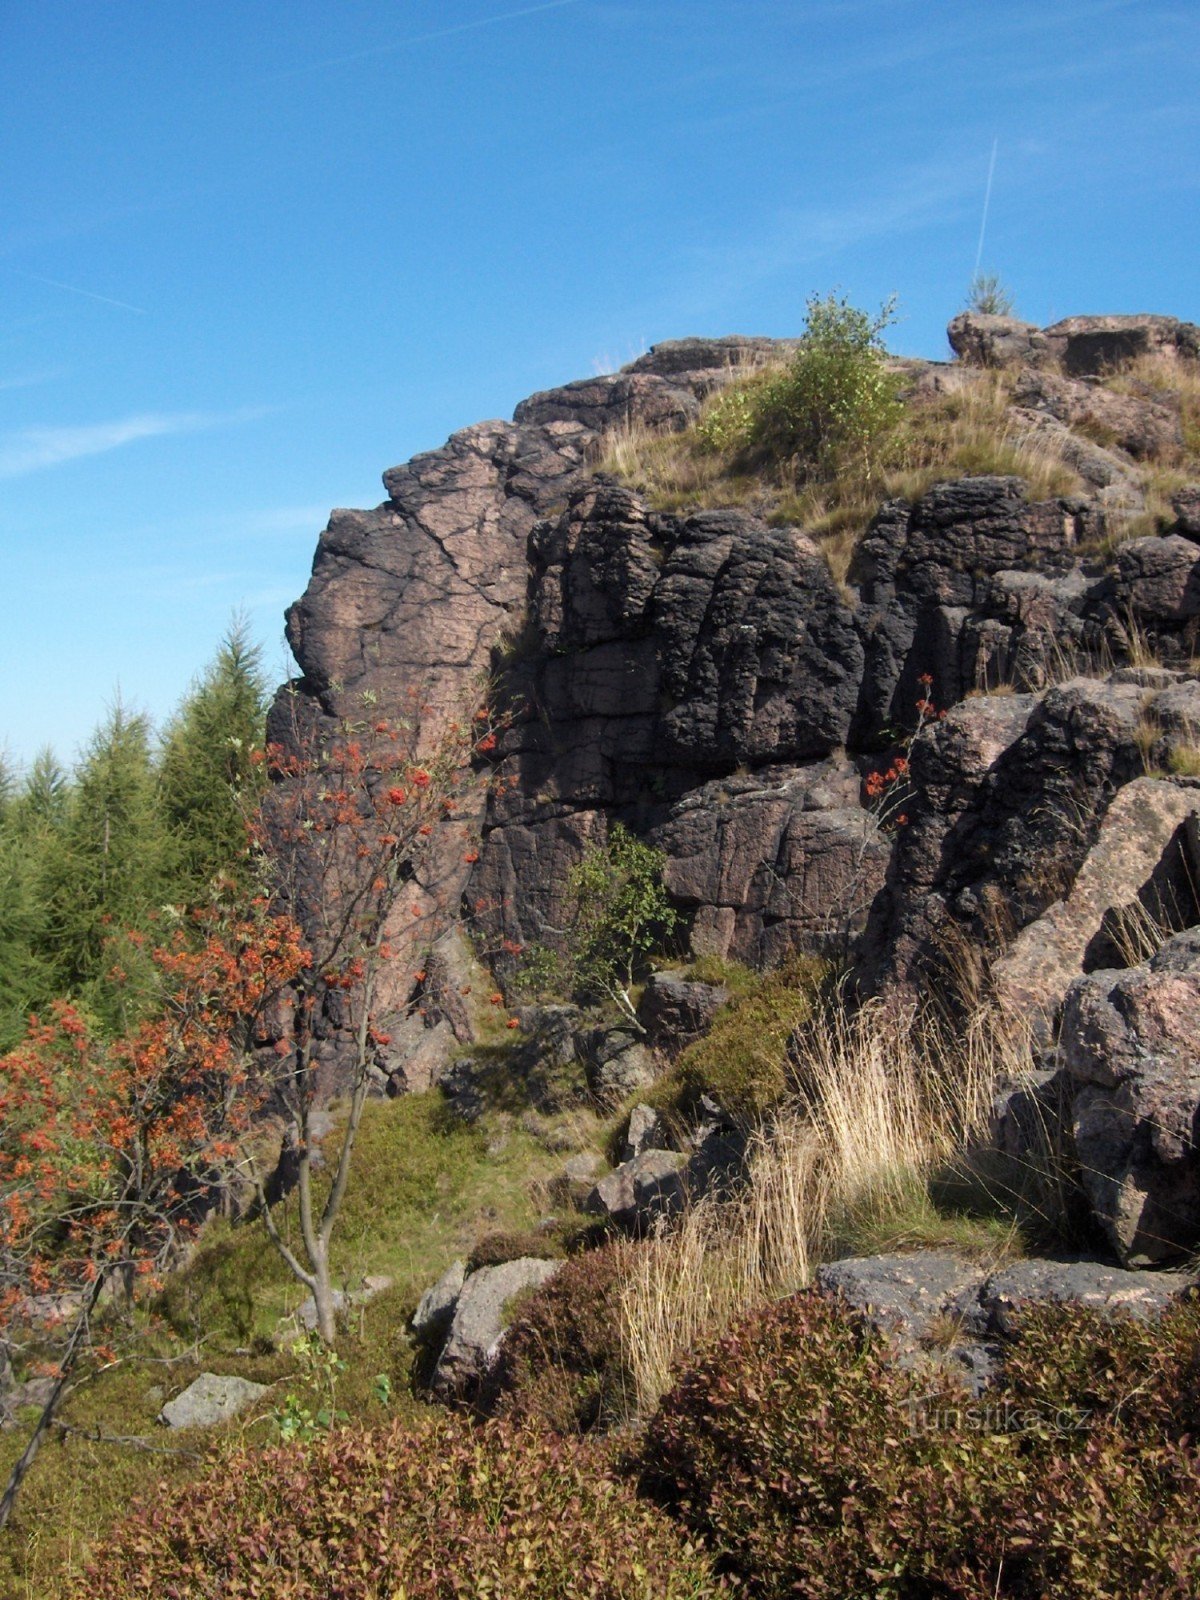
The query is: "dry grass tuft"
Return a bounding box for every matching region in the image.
[617,993,1045,1417]
[596,368,1086,590]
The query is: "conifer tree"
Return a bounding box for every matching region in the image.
[0,751,67,1048]
[158,618,269,899]
[37,700,168,1029]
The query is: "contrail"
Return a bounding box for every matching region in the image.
[260,0,584,82]
[972,138,998,282]
[13,269,148,316]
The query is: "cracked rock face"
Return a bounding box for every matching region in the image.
[1059,930,1200,1265]
[275,321,1200,1088]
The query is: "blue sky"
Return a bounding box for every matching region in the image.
[2,0,1197,766]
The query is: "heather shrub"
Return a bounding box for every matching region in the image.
[80,1413,720,1600]
[487,1244,634,1432]
[641,1289,1200,1599]
[467,1226,568,1272]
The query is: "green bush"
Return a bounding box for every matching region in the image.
[80,1414,720,1600]
[487,1245,634,1433]
[641,1289,1200,1599]
[671,955,826,1122]
[699,293,902,485]
[526,824,676,1029]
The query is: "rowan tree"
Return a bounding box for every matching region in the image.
[245,696,498,1343]
[0,900,309,1531]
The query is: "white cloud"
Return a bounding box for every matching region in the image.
[0,407,266,479]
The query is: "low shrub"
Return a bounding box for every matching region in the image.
[487,1244,634,1432]
[80,1413,720,1600]
[641,1289,1200,1599]
[699,293,903,487]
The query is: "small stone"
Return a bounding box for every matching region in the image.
[158,1373,268,1430]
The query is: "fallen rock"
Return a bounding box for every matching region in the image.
[620,1103,669,1163]
[159,1373,268,1430]
[578,1025,658,1102]
[433,1257,562,1396]
[638,972,729,1052]
[584,1148,689,1231]
[1172,486,1200,541]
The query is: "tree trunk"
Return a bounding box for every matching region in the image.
[0,1271,107,1533]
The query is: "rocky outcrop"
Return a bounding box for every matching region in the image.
[274,311,1200,1086]
[817,1249,1196,1394]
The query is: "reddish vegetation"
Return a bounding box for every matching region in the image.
[78,1415,720,1600]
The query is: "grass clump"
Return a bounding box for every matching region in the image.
[640,1291,1200,1599]
[619,996,1048,1417]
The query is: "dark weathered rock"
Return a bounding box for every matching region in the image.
[620,1104,669,1162]
[437,1055,489,1123]
[656,511,862,767]
[584,1149,689,1231]
[1172,486,1200,541]
[1059,930,1200,1265]
[947,313,1048,368]
[991,777,1200,1032]
[1112,535,1200,625]
[577,1025,658,1102]
[657,760,891,964]
[1042,314,1200,377]
[433,1257,562,1397]
[816,1249,1197,1394]
[1011,368,1184,461]
[860,679,1150,1001]
[980,1257,1193,1333]
[638,973,729,1052]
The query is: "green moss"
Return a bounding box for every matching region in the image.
[669,955,829,1123]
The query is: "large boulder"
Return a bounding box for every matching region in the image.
[1041,314,1200,377]
[638,972,729,1052]
[1059,929,1200,1265]
[432,1257,562,1397]
[584,1149,689,1231]
[947,313,1048,368]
